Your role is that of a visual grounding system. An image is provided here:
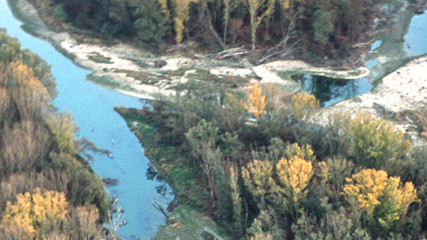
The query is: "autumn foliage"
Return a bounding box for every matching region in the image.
[243,82,266,120]
[343,169,418,230]
[0,188,68,239]
[0,32,108,239]
[291,92,319,120]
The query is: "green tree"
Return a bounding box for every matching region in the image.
[133,0,169,46]
[312,9,334,44]
[349,112,412,168]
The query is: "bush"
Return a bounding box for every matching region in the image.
[348,112,412,168]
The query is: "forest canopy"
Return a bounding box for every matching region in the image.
[34,0,380,63]
[0,30,111,239]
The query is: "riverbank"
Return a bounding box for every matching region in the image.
[11,0,375,100]
[320,56,427,146]
[115,107,233,240]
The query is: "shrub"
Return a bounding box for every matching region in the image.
[348,112,412,168]
[343,169,418,234]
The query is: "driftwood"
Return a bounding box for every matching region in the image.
[216,47,249,59]
[153,201,169,219]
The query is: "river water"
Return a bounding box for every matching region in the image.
[295,9,427,107]
[1,0,426,238]
[0,1,173,239]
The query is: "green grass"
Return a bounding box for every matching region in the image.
[114,107,208,205]
[87,73,121,89]
[114,69,162,85]
[88,52,113,64]
[153,205,232,240]
[115,107,233,240]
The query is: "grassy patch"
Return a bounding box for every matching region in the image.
[186,69,249,88]
[114,69,162,85]
[115,107,233,239]
[114,107,209,206]
[87,73,121,88]
[153,205,232,240]
[88,52,113,64]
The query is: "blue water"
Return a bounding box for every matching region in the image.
[404,10,427,56]
[0,1,172,239]
[296,9,427,107]
[370,39,383,51]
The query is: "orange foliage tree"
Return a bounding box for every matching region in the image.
[244,82,266,120]
[291,92,319,120]
[242,143,317,214]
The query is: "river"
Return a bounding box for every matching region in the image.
[0,0,173,239]
[294,8,427,107]
[1,0,426,239]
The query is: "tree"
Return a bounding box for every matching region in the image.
[185,120,222,207]
[223,0,241,43]
[243,82,266,120]
[284,143,316,162]
[348,112,412,168]
[312,10,334,44]
[0,188,69,239]
[343,169,418,233]
[7,62,50,120]
[229,164,244,235]
[242,160,275,207]
[48,112,78,155]
[276,156,314,211]
[245,0,275,49]
[290,92,319,120]
[133,0,169,46]
[172,0,199,43]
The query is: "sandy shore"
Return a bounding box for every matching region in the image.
[13,0,372,100]
[12,0,427,144]
[319,56,427,144]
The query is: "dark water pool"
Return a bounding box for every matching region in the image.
[295,9,427,107]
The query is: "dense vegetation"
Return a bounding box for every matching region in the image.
[31,0,381,64]
[118,81,426,239]
[0,30,112,239]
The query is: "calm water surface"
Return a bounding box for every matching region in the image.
[0,1,172,239]
[1,0,426,237]
[297,10,427,107]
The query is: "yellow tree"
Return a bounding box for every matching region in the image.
[158,0,171,21]
[173,0,199,43]
[284,143,316,162]
[245,0,275,49]
[243,82,266,120]
[343,169,418,230]
[1,188,69,239]
[48,112,77,155]
[276,156,314,209]
[290,92,319,120]
[7,62,50,120]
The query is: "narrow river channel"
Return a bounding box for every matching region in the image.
[0,1,173,239]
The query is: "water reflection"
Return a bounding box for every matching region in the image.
[292,75,372,107]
